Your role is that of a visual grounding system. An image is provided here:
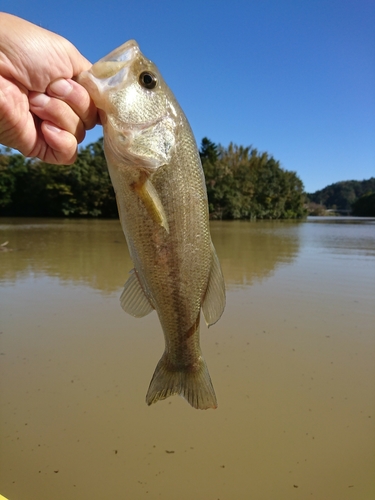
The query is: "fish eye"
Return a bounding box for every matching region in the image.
[139,71,157,89]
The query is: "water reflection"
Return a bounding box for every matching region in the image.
[211,220,301,287]
[0,218,302,291]
[0,218,131,292]
[304,217,375,258]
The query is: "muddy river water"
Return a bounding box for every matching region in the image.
[0,217,374,500]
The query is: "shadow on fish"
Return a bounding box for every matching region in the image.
[78,40,226,409]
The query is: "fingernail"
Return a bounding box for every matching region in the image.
[29,92,50,107]
[44,123,62,133]
[49,79,73,98]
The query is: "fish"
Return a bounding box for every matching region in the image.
[77,40,225,409]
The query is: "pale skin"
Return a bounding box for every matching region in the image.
[0,12,99,164]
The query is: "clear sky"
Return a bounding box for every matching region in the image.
[3,0,374,192]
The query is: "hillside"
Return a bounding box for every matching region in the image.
[307,178,375,211]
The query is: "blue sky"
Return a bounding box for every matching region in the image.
[4,0,374,192]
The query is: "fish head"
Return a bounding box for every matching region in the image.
[77,40,179,171]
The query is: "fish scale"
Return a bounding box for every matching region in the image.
[77,40,225,409]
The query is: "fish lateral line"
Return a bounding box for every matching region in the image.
[183,315,200,341]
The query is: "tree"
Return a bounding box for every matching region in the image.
[58,138,117,217]
[1,137,307,219]
[307,178,375,210]
[0,139,117,217]
[351,192,375,216]
[0,148,29,213]
[200,138,306,220]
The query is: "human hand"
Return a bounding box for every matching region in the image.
[0,13,98,164]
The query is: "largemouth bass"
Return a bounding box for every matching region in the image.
[78,40,225,409]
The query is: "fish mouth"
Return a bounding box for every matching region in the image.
[76,40,140,104]
[96,39,140,65]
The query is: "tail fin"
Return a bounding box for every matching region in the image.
[146,352,217,410]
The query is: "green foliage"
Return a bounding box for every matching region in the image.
[307,178,375,210]
[0,140,117,217]
[351,192,375,216]
[1,138,306,219]
[200,139,306,219]
[0,149,28,208]
[306,202,327,216]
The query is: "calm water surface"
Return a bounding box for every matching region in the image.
[1,217,374,500]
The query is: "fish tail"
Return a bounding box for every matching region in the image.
[146,353,217,410]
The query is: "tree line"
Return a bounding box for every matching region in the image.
[0,139,117,218]
[0,137,307,219]
[306,177,375,215]
[200,138,306,219]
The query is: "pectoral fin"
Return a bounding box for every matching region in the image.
[133,178,169,233]
[202,242,226,327]
[120,269,154,317]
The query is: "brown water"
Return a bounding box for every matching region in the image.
[1,217,374,500]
